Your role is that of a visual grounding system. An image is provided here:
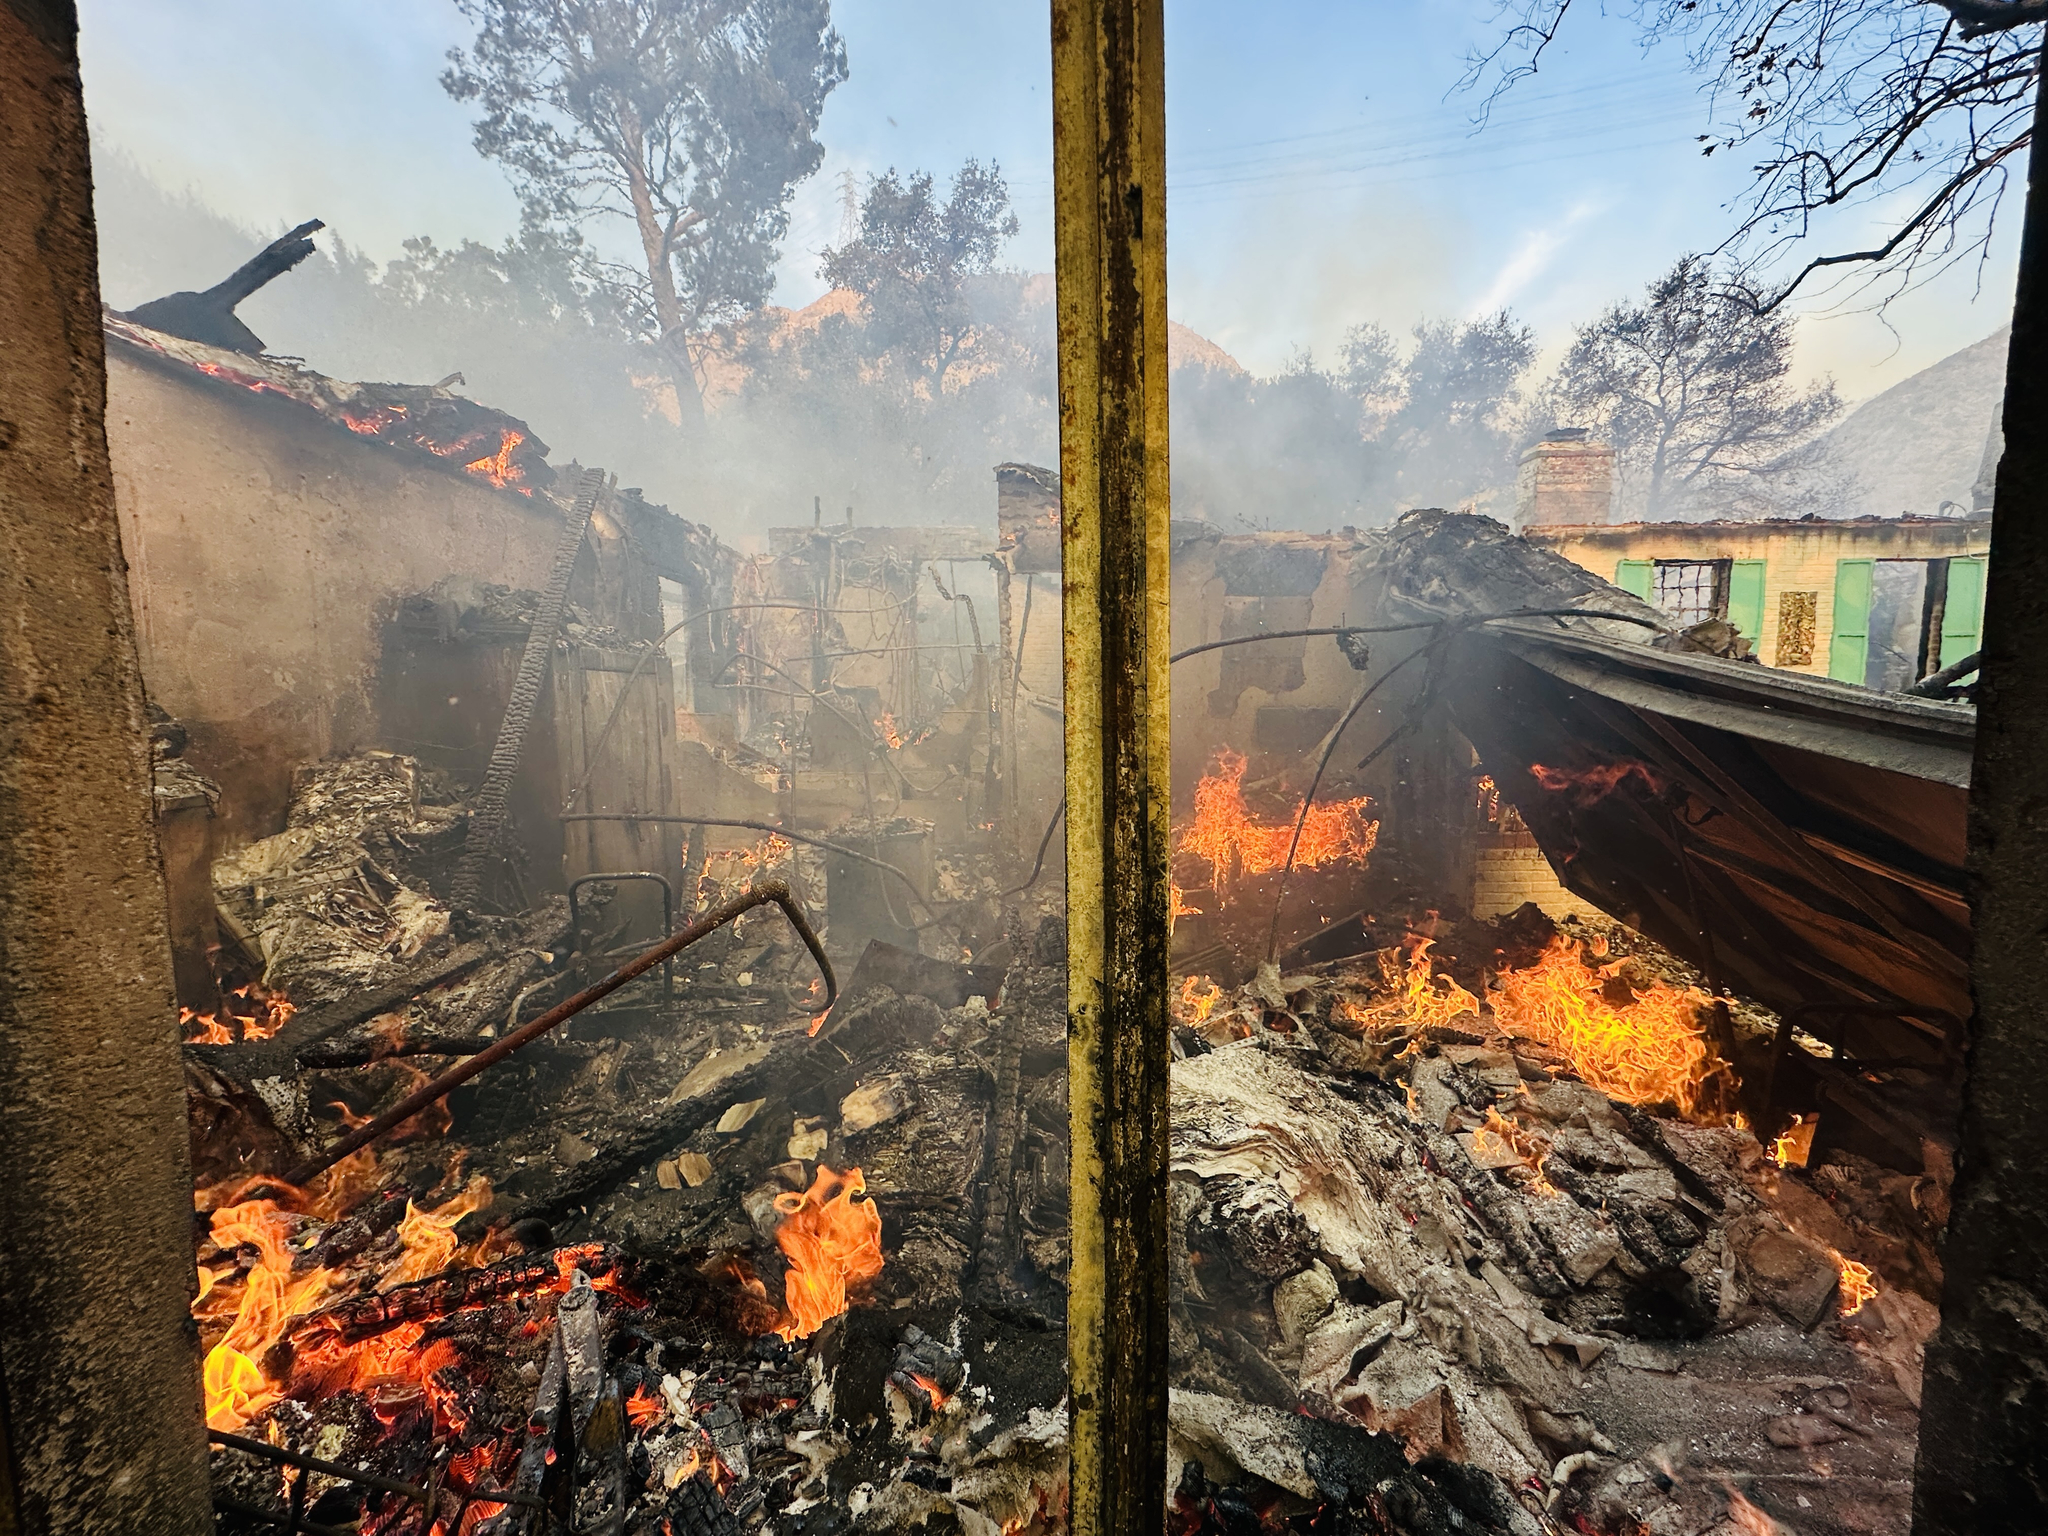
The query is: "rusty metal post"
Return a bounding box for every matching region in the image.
[0,3,215,1528]
[1053,2,1172,1532]
[1913,39,2048,1536]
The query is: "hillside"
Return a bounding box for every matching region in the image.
[1804,326,2007,518]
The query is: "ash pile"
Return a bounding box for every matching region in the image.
[1166,907,1946,1536]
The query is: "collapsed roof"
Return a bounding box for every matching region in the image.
[1368,511,1970,1127]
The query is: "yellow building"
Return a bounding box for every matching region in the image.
[1514,430,1990,688]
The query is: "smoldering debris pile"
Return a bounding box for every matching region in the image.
[210,754,463,1009]
[1166,909,1946,1536]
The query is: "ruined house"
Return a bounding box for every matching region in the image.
[5,8,2048,1536]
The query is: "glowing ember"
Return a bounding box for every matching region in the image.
[1833,1251,1879,1316]
[626,1384,666,1430]
[771,1165,884,1341]
[877,711,905,750]
[1490,937,1724,1118]
[908,1371,951,1409]
[1770,1113,1818,1169]
[1529,758,1664,806]
[809,1011,829,1037]
[1176,748,1377,896]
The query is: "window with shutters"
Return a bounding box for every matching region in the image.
[1831,556,1987,689]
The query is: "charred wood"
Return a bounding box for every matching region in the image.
[124,219,324,354]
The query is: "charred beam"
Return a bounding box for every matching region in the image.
[123,219,324,354]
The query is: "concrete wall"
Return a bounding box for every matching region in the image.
[1525,517,1991,674]
[105,350,567,844]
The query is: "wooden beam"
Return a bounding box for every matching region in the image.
[1053,1,1172,1532]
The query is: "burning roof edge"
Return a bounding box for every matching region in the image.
[101,311,556,499]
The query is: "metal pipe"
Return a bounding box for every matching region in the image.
[281,880,832,1187]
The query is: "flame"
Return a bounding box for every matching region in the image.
[1833,1251,1879,1316]
[877,712,905,750]
[809,1011,829,1037]
[1491,938,1724,1118]
[181,985,295,1044]
[627,1384,666,1429]
[1724,1486,1793,1536]
[201,1198,341,1431]
[381,1177,493,1289]
[1176,749,1376,896]
[235,982,296,1041]
[1361,939,1480,1031]
[1770,1113,1818,1169]
[908,1372,951,1409]
[1177,975,1221,1025]
[182,1008,236,1045]
[770,1165,884,1341]
[196,1164,496,1435]
[1529,758,1664,806]
[463,428,525,490]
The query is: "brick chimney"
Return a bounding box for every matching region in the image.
[1515,428,1615,530]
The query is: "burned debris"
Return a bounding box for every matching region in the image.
[93,253,1971,1536]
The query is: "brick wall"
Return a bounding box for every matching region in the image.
[1470,841,1600,920]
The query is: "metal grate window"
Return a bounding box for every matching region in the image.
[1653,559,1730,627]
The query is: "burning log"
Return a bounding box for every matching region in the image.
[288,1244,627,1347]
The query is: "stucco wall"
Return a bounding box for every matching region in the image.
[1525,518,1991,675]
[104,350,567,843]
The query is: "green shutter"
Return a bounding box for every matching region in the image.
[1615,560,1653,601]
[1940,556,1986,670]
[1727,560,1765,641]
[1829,559,1873,684]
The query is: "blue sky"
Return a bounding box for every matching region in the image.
[79,0,2018,402]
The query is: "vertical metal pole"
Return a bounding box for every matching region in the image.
[1053,2,1172,1533]
[1913,39,2048,1536]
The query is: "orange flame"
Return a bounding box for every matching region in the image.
[1833,1251,1879,1316]
[1770,1113,1818,1169]
[877,712,905,750]
[1529,758,1664,806]
[196,1168,497,1434]
[908,1372,951,1409]
[627,1384,666,1430]
[201,1199,340,1431]
[182,1008,236,1045]
[1360,939,1480,1031]
[771,1165,884,1341]
[1491,937,1723,1118]
[1176,749,1376,896]
[463,428,526,490]
[1177,975,1221,1025]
